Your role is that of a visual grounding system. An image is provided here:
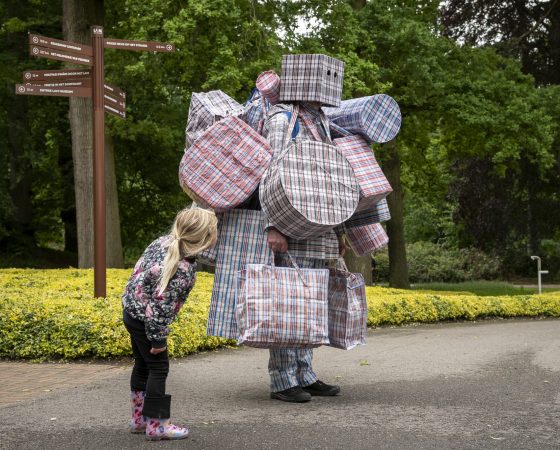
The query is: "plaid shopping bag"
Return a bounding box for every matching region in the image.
[279,54,344,107]
[242,89,270,134]
[207,210,272,339]
[260,106,359,239]
[179,116,273,211]
[235,254,330,348]
[324,95,401,144]
[333,132,392,212]
[344,199,391,229]
[327,261,368,350]
[256,70,280,105]
[345,223,389,256]
[185,90,244,148]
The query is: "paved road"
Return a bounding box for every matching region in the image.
[1,319,559,450]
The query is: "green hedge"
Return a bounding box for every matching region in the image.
[1,269,559,360]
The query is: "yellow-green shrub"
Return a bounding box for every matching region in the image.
[0,269,559,360]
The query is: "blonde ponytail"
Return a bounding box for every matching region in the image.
[157,207,218,295]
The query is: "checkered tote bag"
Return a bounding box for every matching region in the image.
[242,89,270,134]
[344,199,391,229]
[235,253,330,348]
[179,116,273,211]
[324,95,401,144]
[185,90,244,148]
[327,259,368,350]
[345,223,389,256]
[333,126,392,212]
[260,105,359,239]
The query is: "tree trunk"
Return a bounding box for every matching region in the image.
[383,139,410,289]
[344,249,373,285]
[63,0,123,268]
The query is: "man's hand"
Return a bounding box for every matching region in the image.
[267,228,288,253]
[338,236,346,257]
[150,346,167,355]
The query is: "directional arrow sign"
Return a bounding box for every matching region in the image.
[23,69,92,82]
[104,83,126,100]
[29,33,93,56]
[16,84,92,98]
[30,45,93,66]
[104,38,175,52]
[25,79,92,88]
[104,92,126,110]
[104,103,126,119]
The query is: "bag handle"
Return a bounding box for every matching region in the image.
[271,250,309,287]
[329,121,352,138]
[282,104,300,148]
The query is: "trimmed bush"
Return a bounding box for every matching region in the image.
[1,269,559,360]
[374,242,503,283]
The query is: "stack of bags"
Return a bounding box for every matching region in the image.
[178,54,401,350]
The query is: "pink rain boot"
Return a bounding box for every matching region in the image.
[129,391,147,433]
[145,417,189,441]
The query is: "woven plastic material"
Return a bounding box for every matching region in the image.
[327,266,367,350]
[344,199,391,229]
[279,54,344,107]
[345,222,389,256]
[260,140,359,239]
[235,255,330,348]
[256,70,281,105]
[206,210,272,339]
[179,116,273,211]
[242,90,270,134]
[185,90,243,148]
[324,95,401,143]
[334,134,392,212]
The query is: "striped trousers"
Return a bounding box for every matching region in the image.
[268,254,326,392]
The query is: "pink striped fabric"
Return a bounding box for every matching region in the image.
[235,258,330,348]
[179,116,273,211]
[256,70,281,105]
[327,266,367,350]
[334,134,392,212]
[345,222,389,256]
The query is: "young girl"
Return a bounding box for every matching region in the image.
[122,207,217,440]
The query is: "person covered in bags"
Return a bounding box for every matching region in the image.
[260,54,347,403]
[121,207,217,440]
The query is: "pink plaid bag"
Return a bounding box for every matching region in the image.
[327,259,368,350]
[345,222,389,256]
[333,127,392,212]
[256,70,280,105]
[179,116,273,211]
[235,253,330,348]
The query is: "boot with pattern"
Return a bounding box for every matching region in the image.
[129,390,147,433]
[145,418,189,441]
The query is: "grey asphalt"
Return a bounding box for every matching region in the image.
[2,319,559,450]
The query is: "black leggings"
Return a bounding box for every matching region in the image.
[123,310,171,418]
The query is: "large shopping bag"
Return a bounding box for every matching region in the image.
[323,94,401,144]
[185,90,243,148]
[260,105,359,239]
[179,116,273,211]
[333,129,392,212]
[235,253,330,348]
[327,260,368,350]
[206,209,272,339]
[345,222,389,256]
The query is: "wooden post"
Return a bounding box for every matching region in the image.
[91,25,106,298]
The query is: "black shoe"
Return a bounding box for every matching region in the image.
[302,380,340,396]
[270,386,312,403]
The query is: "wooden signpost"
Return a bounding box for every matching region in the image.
[16,26,176,297]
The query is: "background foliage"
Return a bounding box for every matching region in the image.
[1,0,559,280]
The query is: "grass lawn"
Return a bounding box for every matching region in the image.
[410,280,560,296]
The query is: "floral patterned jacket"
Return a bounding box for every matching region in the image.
[122,235,197,347]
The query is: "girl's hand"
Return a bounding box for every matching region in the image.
[267,228,288,253]
[150,346,167,355]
